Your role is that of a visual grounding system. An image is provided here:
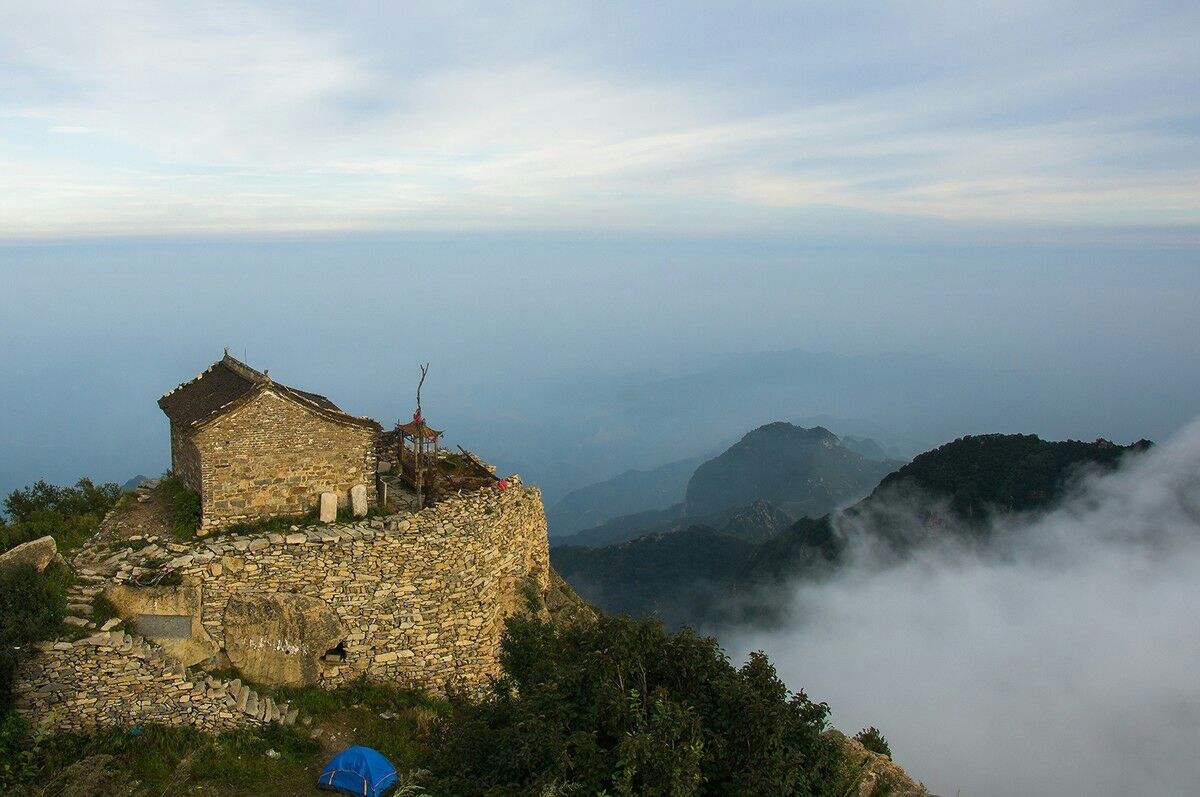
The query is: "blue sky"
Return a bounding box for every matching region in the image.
[2,1,1198,241]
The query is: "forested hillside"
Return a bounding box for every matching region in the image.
[555,433,1151,630]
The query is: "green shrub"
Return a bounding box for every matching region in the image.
[0,712,35,792]
[159,476,201,539]
[853,726,891,758]
[1,478,122,554]
[426,613,840,796]
[0,563,70,713]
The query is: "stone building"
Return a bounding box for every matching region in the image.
[159,352,381,530]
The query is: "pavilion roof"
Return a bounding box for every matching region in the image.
[395,419,443,440]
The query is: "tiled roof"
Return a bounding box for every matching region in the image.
[158,352,379,431]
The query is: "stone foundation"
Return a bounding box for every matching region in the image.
[15,479,549,733]
[189,481,548,692]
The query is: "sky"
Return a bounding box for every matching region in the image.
[1,1,1198,241]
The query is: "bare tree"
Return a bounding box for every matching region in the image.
[416,362,429,416]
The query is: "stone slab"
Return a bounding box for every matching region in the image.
[350,484,368,518]
[319,492,338,524]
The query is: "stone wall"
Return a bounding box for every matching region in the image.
[185,481,548,693]
[170,421,202,492]
[14,478,548,734]
[15,630,294,734]
[194,389,378,530]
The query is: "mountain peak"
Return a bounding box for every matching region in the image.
[685,422,894,520]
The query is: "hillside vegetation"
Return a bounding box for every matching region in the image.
[555,432,1151,630]
[0,478,922,796]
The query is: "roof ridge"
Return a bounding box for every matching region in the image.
[220,350,268,383]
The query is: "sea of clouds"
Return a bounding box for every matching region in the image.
[731,418,1200,796]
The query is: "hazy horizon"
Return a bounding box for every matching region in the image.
[3,233,1198,510]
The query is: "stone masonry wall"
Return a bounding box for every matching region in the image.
[195,389,377,530]
[15,631,294,734]
[186,481,549,693]
[170,421,202,492]
[13,478,548,734]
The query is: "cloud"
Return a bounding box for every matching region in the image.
[0,2,1197,238]
[729,419,1200,796]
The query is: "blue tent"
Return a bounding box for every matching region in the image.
[318,745,398,797]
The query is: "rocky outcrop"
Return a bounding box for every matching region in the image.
[223,592,346,687]
[826,729,929,797]
[0,534,57,573]
[545,569,598,628]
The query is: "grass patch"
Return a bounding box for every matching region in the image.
[89,593,120,626]
[158,475,201,541]
[23,723,322,796]
[7,681,446,795]
[216,503,389,539]
[272,679,447,771]
[223,511,316,537]
[336,504,390,523]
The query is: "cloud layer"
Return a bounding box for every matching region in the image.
[1,1,1198,238]
[731,418,1200,795]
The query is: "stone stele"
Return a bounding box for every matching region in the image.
[223,591,346,687]
[103,580,218,667]
[350,484,368,518]
[319,492,338,523]
[0,535,57,574]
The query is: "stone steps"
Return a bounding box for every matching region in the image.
[61,628,297,726]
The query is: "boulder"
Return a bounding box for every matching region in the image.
[319,492,338,523]
[223,592,346,687]
[0,535,57,574]
[350,484,368,518]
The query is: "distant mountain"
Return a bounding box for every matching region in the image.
[121,474,150,492]
[793,414,920,460]
[558,497,793,549]
[554,432,1151,631]
[547,455,706,537]
[556,503,685,548]
[839,435,891,461]
[683,422,900,520]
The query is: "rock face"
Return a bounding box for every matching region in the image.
[223,592,346,687]
[0,535,57,574]
[826,729,928,796]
